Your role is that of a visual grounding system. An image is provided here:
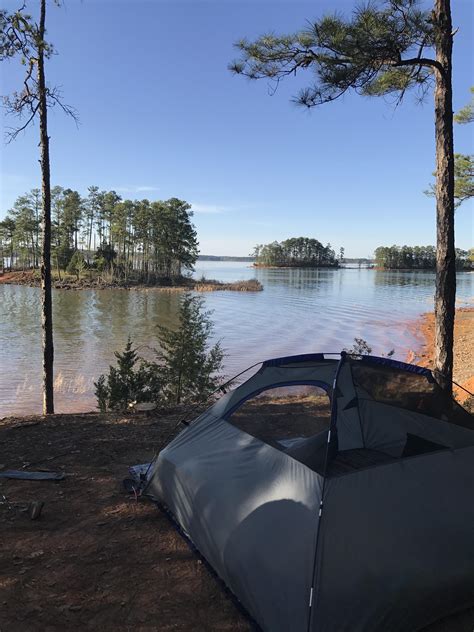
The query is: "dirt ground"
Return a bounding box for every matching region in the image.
[230,393,331,443]
[0,412,253,632]
[1,411,473,631]
[408,307,474,403]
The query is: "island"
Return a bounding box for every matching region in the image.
[252,237,341,268]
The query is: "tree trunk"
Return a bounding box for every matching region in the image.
[433,0,456,396]
[38,0,54,414]
[35,198,40,268]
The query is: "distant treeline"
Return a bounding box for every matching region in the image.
[199,255,254,262]
[374,245,473,270]
[253,237,339,267]
[343,258,374,264]
[0,187,199,282]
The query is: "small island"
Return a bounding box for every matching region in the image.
[252,237,341,268]
[374,245,473,270]
[0,187,263,292]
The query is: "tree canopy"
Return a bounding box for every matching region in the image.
[1,187,199,282]
[454,86,474,125]
[0,4,76,140]
[230,0,439,107]
[452,86,474,205]
[452,154,474,207]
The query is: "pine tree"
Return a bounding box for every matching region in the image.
[231,0,457,394]
[94,338,161,412]
[1,1,76,413]
[155,293,224,405]
[66,250,86,280]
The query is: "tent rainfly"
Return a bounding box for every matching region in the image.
[137,352,474,631]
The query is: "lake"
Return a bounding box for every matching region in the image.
[1,262,472,416]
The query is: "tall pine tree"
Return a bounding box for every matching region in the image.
[1,1,76,413]
[231,0,458,394]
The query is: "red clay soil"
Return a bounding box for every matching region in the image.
[0,412,473,631]
[408,307,474,403]
[0,271,22,284]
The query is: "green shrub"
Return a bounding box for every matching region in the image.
[154,293,225,405]
[94,338,161,412]
[66,250,86,280]
[94,293,225,412]
[54,243,74,269]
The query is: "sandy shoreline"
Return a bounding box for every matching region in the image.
[407,307,474,402]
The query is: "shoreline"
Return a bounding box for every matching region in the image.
[0,270,263,293]
[407,307,474,403]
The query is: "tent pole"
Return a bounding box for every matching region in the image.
[306,351,346,632]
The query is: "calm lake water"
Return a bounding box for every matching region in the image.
[1,262,472,416]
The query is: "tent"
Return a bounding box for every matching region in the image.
[140,353,474,631]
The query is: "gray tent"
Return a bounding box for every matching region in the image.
[141,353,474,631]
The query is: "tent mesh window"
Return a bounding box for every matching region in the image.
[351,361,474,429]
[227,385,331,447]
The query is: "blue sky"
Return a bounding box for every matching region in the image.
[1,0,473,257]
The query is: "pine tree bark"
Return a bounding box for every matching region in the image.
[433,0,456,395]
[38,0,54,414]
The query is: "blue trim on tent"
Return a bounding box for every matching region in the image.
[222,380,331,420]
[357,354,435,381]
[260,352,433,381]
[262,353,326,368]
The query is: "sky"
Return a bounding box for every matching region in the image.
[1,0,473,258]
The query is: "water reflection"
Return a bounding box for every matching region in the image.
[373,270,437,288]
[255,267,338,291]
[0,264,472,416]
